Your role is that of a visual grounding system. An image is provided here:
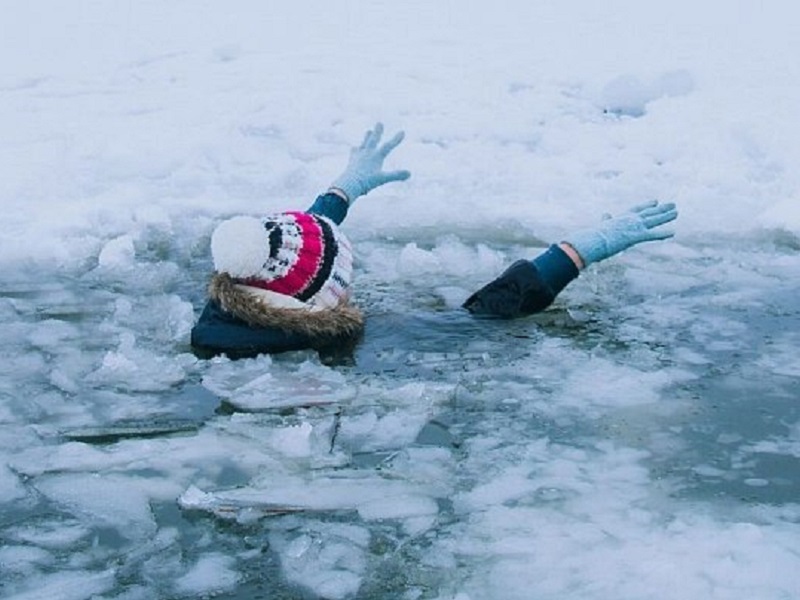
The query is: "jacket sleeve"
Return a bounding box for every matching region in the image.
[306,192,350,225]
[462,244,580,318]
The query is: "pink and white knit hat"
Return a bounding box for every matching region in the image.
[211,211,353,309]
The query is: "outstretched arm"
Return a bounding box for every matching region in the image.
[463,201,678,318]
[307,123,410,225]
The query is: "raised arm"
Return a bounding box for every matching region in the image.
[307,123,410,225]
[463,201,678,318]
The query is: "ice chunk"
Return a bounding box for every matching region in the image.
[6,518,91,550]
[269,522,368,600]
[33,474,158,540]
[0,463,26,503]
[3,569,115,600]
[755,333,800,377]
[337,409,429,453]
[0,545,53,576]
[553,358,695,417]
[358,493,439,535]
[203,357,357,411]
[266,421,314,458]
[173,552,240,596]
[86,332,189,392]
[179,471,441,523]
[98,234,136,269]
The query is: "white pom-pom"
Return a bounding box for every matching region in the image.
[211,216,270,277]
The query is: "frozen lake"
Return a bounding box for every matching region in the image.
[2,2,800,598]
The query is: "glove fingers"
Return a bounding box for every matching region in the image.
[644,229,676,241]
[359,128,374,149]
[639,202,676,218]
[376,170,411,185]
[378,131,406,158]
[643,208,678,228]
[629,200,659,214]
[366,123,384,149]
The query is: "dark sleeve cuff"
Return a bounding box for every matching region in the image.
[531,244,580,297]
[306,193,350,225]
[462,245,580,319]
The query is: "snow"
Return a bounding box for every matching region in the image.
[1,0,800,598]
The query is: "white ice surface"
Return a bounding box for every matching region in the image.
[173,552,240,597]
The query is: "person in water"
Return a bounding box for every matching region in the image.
[190,123,678,359]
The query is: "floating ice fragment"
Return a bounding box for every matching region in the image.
[179,472,441,523]
[86,333,188,392]
[357,493,438,521]
[269,522,368,600]
[0,545,52,576]
[6,518,91,550]
[3,568,116,600]
[98,234,136,268]
[174,552,240,596]
[206,359,357,411]
[744,478,769,487]
[0,463,26,503]
[692,464,727,477]
[34,474,158,540]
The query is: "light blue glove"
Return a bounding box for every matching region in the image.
[330,123,411,203]
[566,200,678,266]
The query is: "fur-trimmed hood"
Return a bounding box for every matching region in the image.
[208,272,364,342]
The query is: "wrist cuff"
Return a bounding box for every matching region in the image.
[531,244,581,295]
[307,193,350,225]
[330,173,362,203]
[564,229,607,267]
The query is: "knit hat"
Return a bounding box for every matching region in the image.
[211,211,353,309]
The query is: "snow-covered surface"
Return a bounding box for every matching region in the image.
[2,1,800,598]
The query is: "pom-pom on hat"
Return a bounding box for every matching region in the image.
[210,211,353,309]
[211,216,271,278]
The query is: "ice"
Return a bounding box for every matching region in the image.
[2,0,800,598]
[33,474,160,541]
[0,544,53,576]
[443,441,800,600]
[556,359,695,413]
[97,235,136,269]
[85,332,192,393]
[178,471,443,522]
[6,518,92,550]
[755,332,800,377]
[3,569,116,600]
[0,463,26,503]
[203,355,358,411]
[269,521,369,600]
[599,70,694,117]
[173,552,240,596]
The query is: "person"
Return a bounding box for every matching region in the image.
[190,123,678,359]
[190,123,410,359]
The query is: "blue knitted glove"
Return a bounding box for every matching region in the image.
[566,200,678,266]
[330,123,411,203]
